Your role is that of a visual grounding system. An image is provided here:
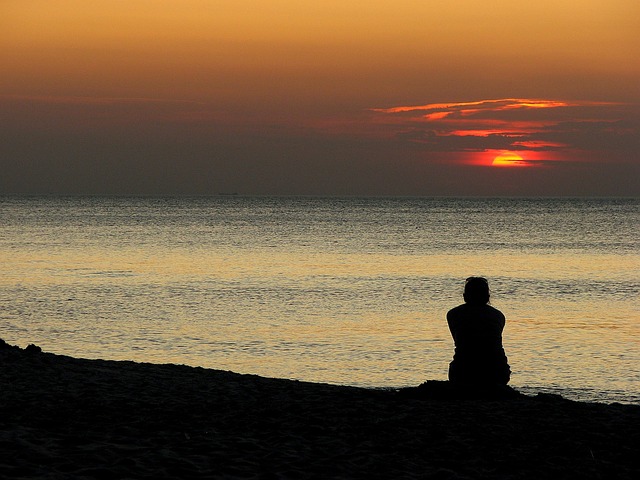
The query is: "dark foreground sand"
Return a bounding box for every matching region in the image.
[1,340,638,479]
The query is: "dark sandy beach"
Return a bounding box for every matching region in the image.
[1,340,638,479]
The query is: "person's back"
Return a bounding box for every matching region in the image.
[447,278,511,386]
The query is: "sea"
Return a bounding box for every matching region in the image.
[1,196,638,404]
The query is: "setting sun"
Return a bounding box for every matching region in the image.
[492,152,526,167]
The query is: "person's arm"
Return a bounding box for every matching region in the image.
[446,310,458,341]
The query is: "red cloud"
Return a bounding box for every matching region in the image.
[369,98,633,163]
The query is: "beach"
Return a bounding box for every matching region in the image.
[1,340,638,479]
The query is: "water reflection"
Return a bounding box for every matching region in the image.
[1,196,638,404]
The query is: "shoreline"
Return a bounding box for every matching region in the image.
[2,340,639,478]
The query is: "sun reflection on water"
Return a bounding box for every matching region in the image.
[1,196,638,403]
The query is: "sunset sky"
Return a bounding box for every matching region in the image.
[2,1,639,196]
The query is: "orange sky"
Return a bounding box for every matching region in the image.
[1,1,639,195]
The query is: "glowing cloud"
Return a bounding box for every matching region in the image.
[370,98,633,166]
[371,98,573,115]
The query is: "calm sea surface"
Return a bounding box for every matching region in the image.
[1,196,638,404]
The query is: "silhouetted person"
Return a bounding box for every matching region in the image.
[447,277,511,386]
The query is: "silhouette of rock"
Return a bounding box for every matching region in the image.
[397,380,522,400]
[25,344,42,354]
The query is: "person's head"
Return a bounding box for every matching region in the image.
[463,277,490,305]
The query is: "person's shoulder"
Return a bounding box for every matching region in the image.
[486,305,506,320]
[447,304,468,319]
[447,304,467,314]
